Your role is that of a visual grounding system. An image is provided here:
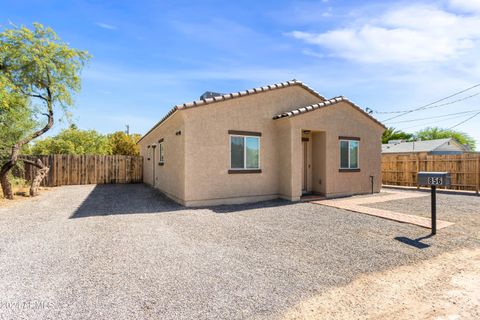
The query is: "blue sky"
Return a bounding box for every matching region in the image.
[3,0,480,145]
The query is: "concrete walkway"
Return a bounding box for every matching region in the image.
[311,191,454,229]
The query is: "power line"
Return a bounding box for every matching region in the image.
[380,83,480,122]
[387,109,480,124]
[448,111,480,129]
[378,92,480,115]
[399,112,478,130]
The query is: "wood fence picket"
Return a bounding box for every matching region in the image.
[16,155,143,187]
[382,153,480,194]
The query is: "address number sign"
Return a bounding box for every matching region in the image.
[427,177,443,185]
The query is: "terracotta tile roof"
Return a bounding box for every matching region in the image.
[138,80,326,143]
[272,96,386,129]
[174,80,325,110]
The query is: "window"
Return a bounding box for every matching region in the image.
[147,146,152,160]
[339,140,359,169]
[230,135,260,170]
[159,140,164,164]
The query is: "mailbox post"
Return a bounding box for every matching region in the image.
[417,172,451,235]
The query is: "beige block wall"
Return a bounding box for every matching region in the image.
[182,86,323,205]
[276,120,294,199]
[138,111,186,202]
[287,102,384,198]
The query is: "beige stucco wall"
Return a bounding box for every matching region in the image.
[285,102,384,199]
[139,85,384,206]
[312,131,327,195]
[182,86,323,206]
[138,111,186,203]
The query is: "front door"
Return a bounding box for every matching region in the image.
[302,140,308,193]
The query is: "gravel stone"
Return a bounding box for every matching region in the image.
[0,184,477,319]
[365,188,480,242]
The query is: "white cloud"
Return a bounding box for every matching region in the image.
[289,4,480,64]
[449,0,480,13]
[95,22,117,30]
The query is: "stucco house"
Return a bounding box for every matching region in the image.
[138,80,386,206]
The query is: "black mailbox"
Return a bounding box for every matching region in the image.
[417,172,451,187]
[417,171,451,235]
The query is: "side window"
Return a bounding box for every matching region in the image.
[159,139,164,165]
[147,146,152,160]
[339,139,359,169]
[230,135,260,170]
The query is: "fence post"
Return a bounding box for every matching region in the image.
[416,154,420,189]
[476,155,479,195]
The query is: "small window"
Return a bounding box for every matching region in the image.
[339,140,359,169]
[147,146,152,160]
[159,141,164,164]
[230,135,260,169]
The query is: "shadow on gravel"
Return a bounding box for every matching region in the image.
[205,199,296,214]
[70,184,296,218]
[394,234,434,249]
[70,184,183,218]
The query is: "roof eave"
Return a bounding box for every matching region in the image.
[138,79,326,143]
[273,96,386,130]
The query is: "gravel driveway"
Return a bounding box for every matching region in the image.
[365,188,480,241]
[0,184,477,320]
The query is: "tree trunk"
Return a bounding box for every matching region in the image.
[0,75,54,200]
[0,162,15,199]
[0,97,54,200]
[29,159,49,197]
[0,145,20,200]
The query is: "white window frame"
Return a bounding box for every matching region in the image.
[339,139,360,169]
[229,135,261,170]
[159,141,165,164]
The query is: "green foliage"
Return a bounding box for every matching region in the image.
[0,97,36,159]
[382,127,413,144]
[1,22,91,165]
[415,127,476,150]
[108,131,141,156]
[29,126,142,156]
[10,176,27,188]
[1,23,90,198]
[30,126,112,155]
[0,23,90,116]
[0,73,22,110]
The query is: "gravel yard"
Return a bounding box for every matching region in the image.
[365,188,480,241]
[0,184,478,320]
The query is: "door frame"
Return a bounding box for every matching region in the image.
[302,139,308,193]
[301,136,310,194]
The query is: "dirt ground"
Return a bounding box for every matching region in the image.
[284,248,480,320]
[0,186,50,207]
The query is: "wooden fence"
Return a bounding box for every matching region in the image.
[382,153,480,194]
[16,155,143,187]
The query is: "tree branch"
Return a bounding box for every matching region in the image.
[17,158,43,168]
[18,87,48,101]
[15,68,55,148]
